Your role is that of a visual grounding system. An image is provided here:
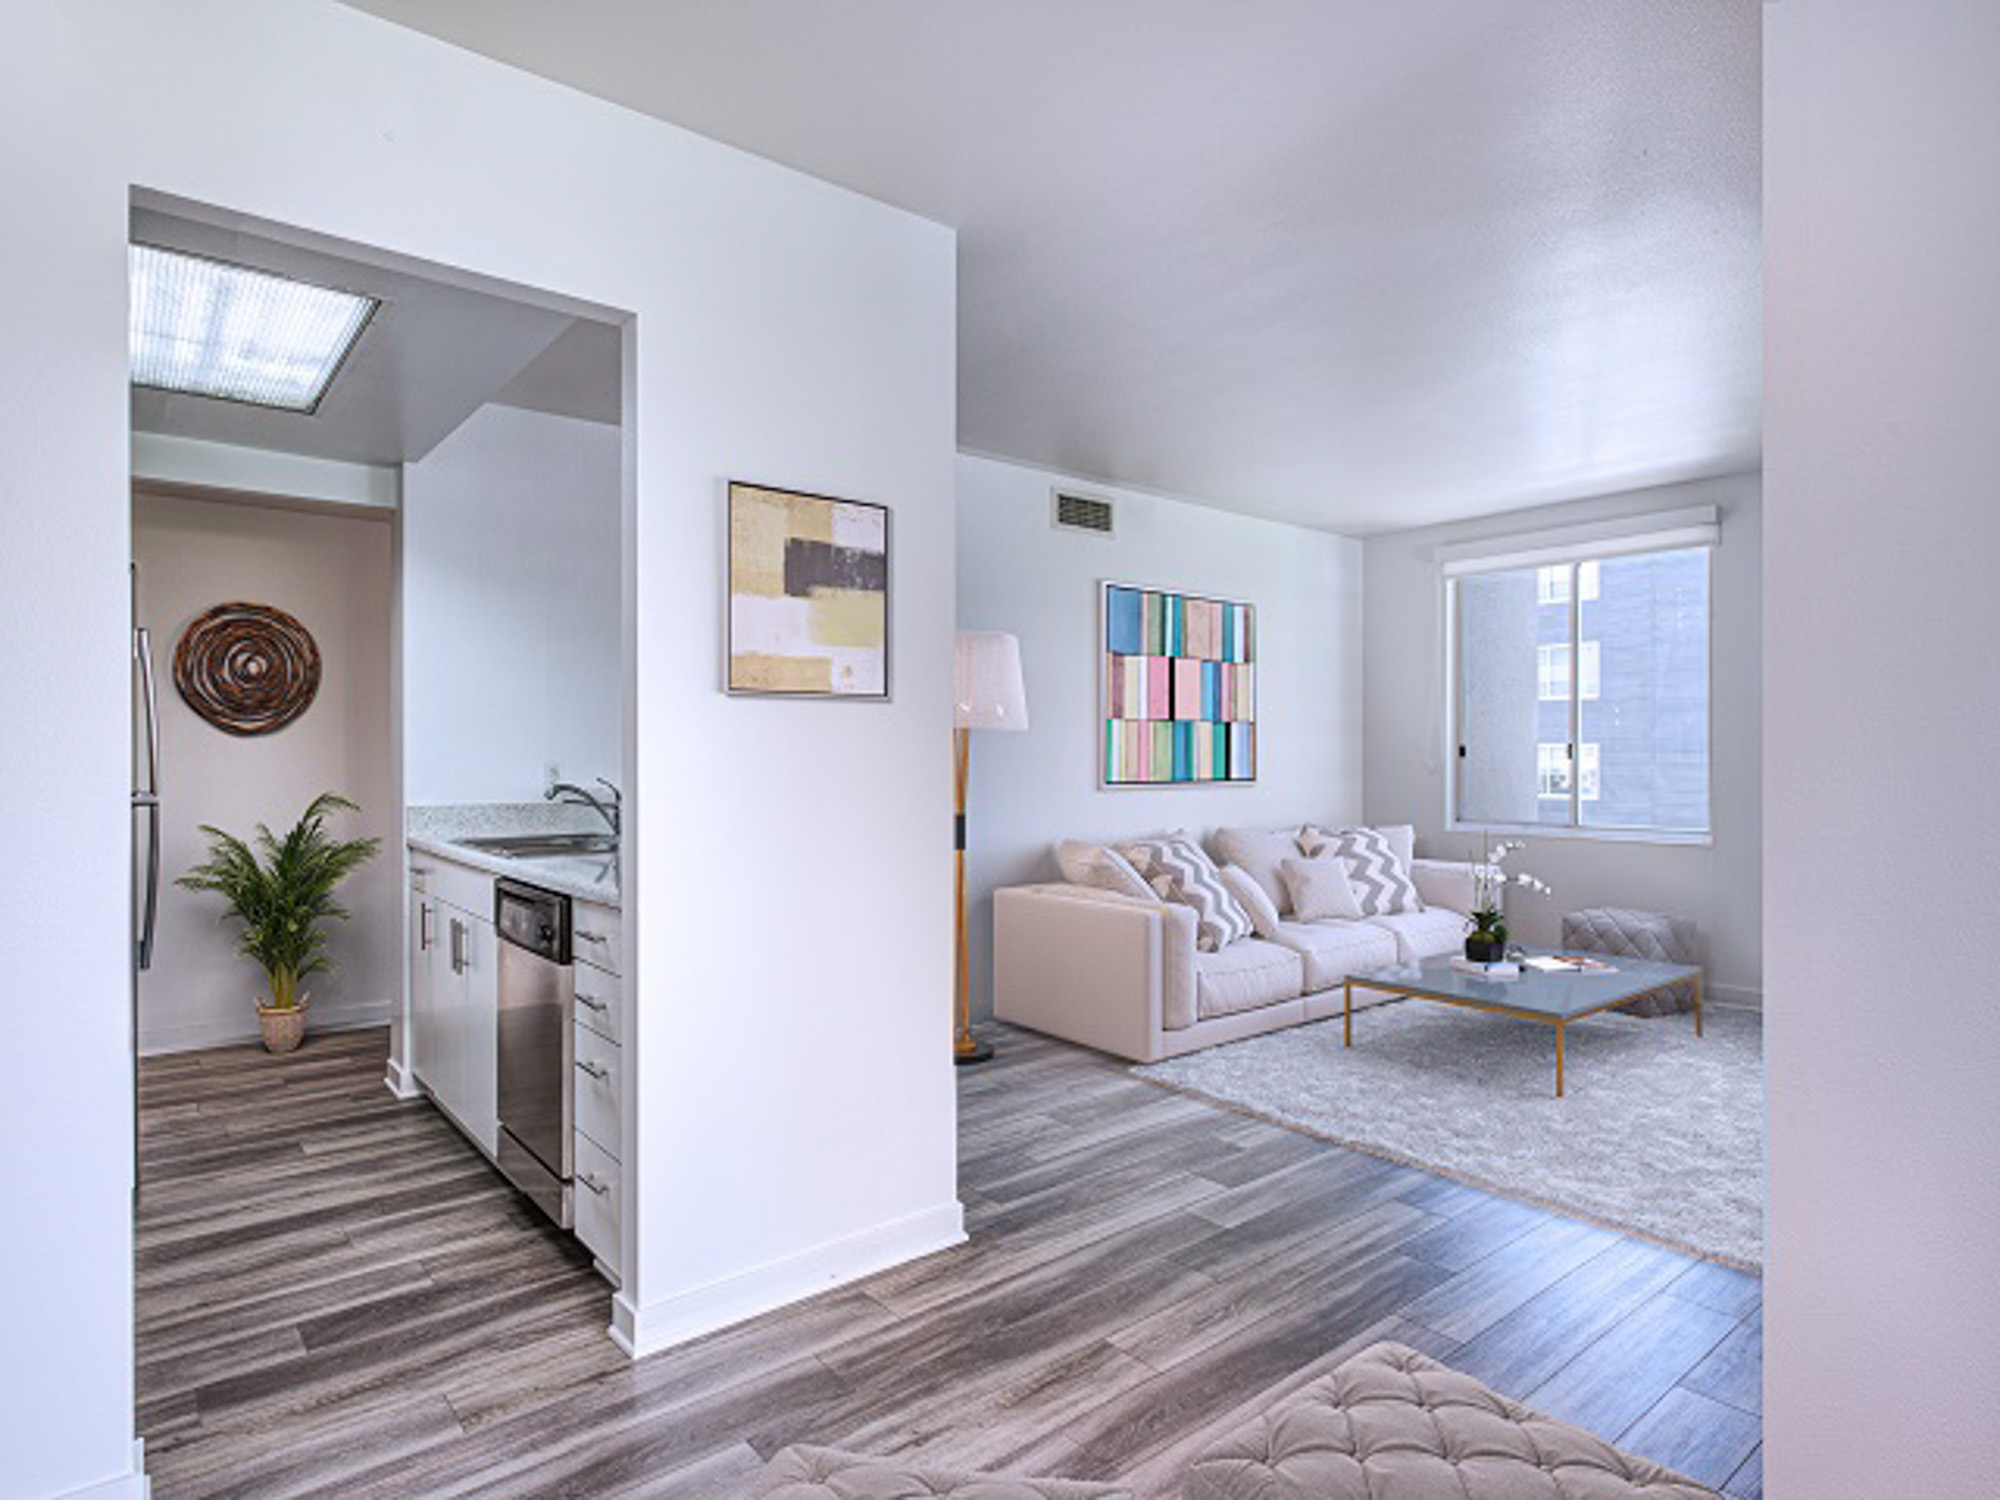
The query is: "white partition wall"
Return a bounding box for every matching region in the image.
[1765,1,2000,1492]
[0,2,957,1490]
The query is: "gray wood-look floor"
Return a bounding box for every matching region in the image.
[137,1024,1761,1498]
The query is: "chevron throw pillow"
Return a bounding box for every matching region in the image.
[1116,833,1254,952]
[1296,825,1422,916]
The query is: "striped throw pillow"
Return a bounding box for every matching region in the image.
[1116,833,1254,952]
[1297,825,1422,916]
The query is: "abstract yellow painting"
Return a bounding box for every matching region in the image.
[728,482,890,698]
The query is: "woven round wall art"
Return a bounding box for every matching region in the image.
[173,602,322,736]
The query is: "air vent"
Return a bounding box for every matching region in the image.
[1052,489,1116,537]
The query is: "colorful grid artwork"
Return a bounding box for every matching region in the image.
[1102,584,1256,785]
[728,482,889,698]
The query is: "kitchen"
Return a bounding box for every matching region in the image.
[130,197,633,1302]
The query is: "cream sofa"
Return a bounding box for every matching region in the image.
[993,823,1480,1063]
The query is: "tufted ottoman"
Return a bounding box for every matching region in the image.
[757,1445,1133,1499]
[1185,1342,1717,1499]
[1561,906,1700,1016]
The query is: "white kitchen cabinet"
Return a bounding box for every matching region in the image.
[408,852,499,1158]
[409,878,440,1087]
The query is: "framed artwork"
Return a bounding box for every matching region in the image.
[1101,582,1256,786]
[728,481,890,699]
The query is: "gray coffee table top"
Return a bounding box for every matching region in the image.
[1350,949,1702,1022]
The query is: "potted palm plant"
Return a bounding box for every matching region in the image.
[178,792,381,1054]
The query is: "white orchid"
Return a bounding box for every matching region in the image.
[1470,833,1551,937]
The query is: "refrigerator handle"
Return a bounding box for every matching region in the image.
[134,628,161,972]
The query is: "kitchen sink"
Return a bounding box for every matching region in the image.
[457,832,619,860]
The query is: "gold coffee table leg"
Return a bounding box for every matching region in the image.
[1344,980,1353,1048]
[1555,1021,1566,1098]
[1694,973,1704,1038]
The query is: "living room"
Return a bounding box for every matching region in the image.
[3,4,1996,1500]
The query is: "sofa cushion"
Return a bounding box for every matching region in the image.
[1196,937,1305,1019]
[1268,920,1400,992]
[1219,863,1283,938]
[1299,825,1421,915]
[1117,834,1253,953]
[1054,838,1157,904]
[1209,825,1306,916]
[758,1445,1132,1499]
[1184,1342,1718,1500]
[1366,907,1471,962]
[1279,854,1365,923]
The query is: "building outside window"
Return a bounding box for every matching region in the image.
[1455,543,1709,834]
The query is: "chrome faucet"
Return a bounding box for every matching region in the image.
[546,777,621,839]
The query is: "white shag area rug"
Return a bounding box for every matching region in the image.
[1135,1000,1764,1268]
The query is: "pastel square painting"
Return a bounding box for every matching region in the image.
[729,482,890,698]
[1102,583,1255,785]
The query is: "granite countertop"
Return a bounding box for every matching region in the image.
[407,803,621,907]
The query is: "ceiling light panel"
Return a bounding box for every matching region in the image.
[128,244,379,413]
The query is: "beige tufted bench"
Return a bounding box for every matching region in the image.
[757,1444,1134,1499]
[1185,1342,1718,1498]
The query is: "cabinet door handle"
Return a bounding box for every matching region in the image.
[576,992,608,1013]
[450,919,466,974]
[420,904,433,951]
[576,927,607,943]
[577,1059,610,1081]
[578,1172,610,1197]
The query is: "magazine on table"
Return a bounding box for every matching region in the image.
[1523,953,1617,974]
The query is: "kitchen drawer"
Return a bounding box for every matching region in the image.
[573,1129,622,1279]
[410,849,493,922]
[571,961,622,1045]
[571,899,621,976]
[573,1021,622,1160]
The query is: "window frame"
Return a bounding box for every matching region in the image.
[1445,543,1714,845]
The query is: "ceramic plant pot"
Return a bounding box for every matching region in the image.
[1464,931,1506,964]
[257,994,309,1054]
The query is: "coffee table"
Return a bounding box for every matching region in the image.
[1342,951,1703,1097]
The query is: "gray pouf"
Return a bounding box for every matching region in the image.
[1186,1342,1718,1499]
[757,1445,1132,1499]
[1562,906,1699,1015]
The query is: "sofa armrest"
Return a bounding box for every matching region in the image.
[993,884,1196,1061]
[1411,858,1482,916]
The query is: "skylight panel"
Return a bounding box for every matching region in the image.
[128,244,378,413]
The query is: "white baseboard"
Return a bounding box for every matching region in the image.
[383,1054,423,1100]
[56,1441,149,1498]
[139,998,392,1056]
[1709,984,1762,1009]
[608,1199,966,1360]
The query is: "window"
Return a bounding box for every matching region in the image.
[1537,641,1601,702]
[1535,561,1600,606]
[1455,546,1709,834]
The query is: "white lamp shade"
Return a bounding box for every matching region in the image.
[955,631,1029,731]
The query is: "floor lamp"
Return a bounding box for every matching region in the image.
[954,631,1029,1065]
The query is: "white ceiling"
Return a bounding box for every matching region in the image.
[131,204,618,466]
[341,0,1760,534]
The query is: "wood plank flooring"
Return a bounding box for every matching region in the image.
[137,1024,1761,1498]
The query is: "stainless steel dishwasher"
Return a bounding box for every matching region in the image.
[495,878,575,1228]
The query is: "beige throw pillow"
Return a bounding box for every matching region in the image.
[1208,826,1303,917]
[1219,864,1282,939]
[1280,854,1366,923]
[1054,839,1157,903]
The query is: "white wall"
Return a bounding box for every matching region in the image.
[957,453,1364,1019]
[1363,473,1763,1005]
[133,491,398,1054]
[1765,2,2000,1493]
[0,1,956,1489]
[403,403,621,804]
